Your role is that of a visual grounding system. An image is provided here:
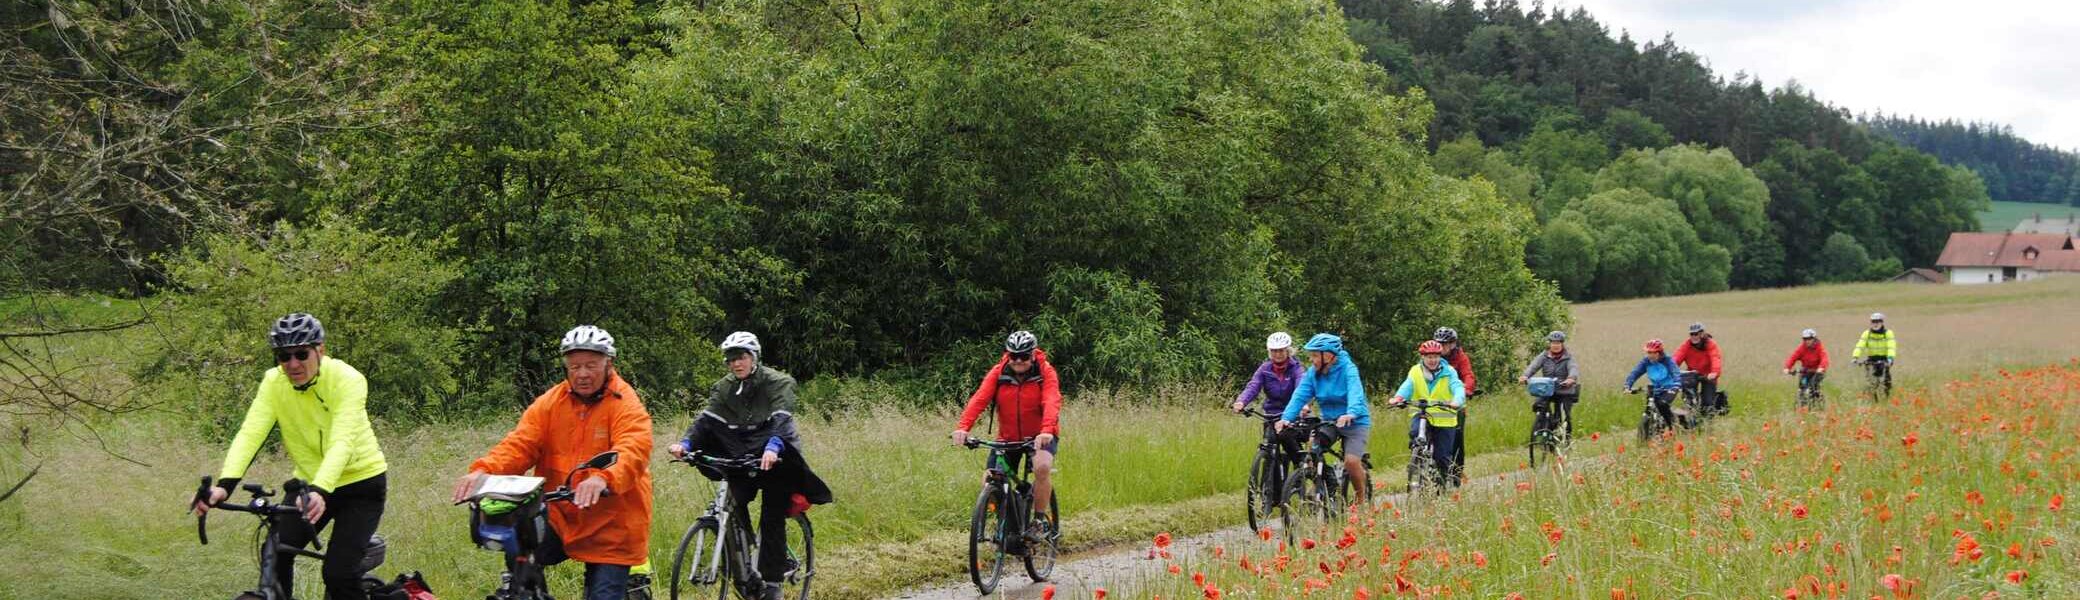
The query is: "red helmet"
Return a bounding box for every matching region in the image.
[1417,340,1445,355]
[1643,339,1665,352]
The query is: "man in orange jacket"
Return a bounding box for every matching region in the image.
[452,325,654,600]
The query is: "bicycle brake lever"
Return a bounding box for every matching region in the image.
[195,476,212,545]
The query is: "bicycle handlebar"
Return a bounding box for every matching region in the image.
[194,477,316,547]
[962,438,1036,451]
[675,452,764,471]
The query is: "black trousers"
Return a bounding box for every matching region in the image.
[727,469,804,584]
[272,473,386,600]
[1536,394,1578,437]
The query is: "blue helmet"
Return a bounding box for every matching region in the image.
[1302,333,1343,353]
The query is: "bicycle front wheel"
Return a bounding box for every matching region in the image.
[1406,445,1436,495]
[1023,492,1059,581]
[1246,448,1280,532]
[968,488,1008,594]
[669,518,720,600]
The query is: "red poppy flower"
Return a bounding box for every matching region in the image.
[1470,551,1488,568]
[2053,494,2065,512]
[1301,538,1318,550]
[1258,527,1274,541]
[1095,588,1108,600]
[1792,504,1809,519]
[1042,585,1056,600]
[2006,570,2027,584]
[1155,532,1174,549]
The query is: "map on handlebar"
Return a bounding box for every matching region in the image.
[464,475,545,502]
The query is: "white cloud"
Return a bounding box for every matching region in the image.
[1560,0,2080,151]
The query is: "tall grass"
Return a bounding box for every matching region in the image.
[1141,363,2080,598]
[3,279,2078,599]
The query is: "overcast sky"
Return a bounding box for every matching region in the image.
[1557,0,2080,152]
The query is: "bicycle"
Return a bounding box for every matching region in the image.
[666,452,814,600]
[1391,401,1456,495]
[1791,368,1826,410]
[1235,408,1296,541]
[1855,357,1894,400]
[962,438,1060,595]
[1627,384,1682,442]
[192,477,387,600]
[1525,377,1570,467]
[457,451,620,600]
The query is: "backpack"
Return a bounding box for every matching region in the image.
[363,571,437,600]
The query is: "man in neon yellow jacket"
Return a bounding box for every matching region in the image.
[191,313,388,600]
[1852,312,1898,397]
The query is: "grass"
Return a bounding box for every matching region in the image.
[1978,199,2078,232]
[1140,363,2080,599]
[3,278,2079,599]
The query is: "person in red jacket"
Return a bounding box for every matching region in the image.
[952,330,1062,536]
[1433,327,1476,396]
[1783,328,1829,402]
[1673,322,1725,416]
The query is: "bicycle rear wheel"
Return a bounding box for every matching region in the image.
[669,518,721,600]
[776,515,813,600]
[1023,492,1060,581]
[967,488,1008,595]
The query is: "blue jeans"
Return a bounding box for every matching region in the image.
[1409,418,1463,488]
[534,521,632,600]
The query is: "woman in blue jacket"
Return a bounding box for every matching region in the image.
[1624,339,1684,434]
[1277,333,1372,504]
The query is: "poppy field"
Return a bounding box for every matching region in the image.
[1121,363,2079,599]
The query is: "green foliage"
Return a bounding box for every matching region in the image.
[1866,115,2080,204]
[144,218,464,432]
[1557,188,1731,299]
[1594,145,1778,286]
[1811,232,1874,282]
[1528,218,1597,300]
[1863,144,1990,267]
[1600,108,1674,153]
[332,0,734,404]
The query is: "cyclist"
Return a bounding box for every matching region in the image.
[1852,313,1898,397]
[1276,333,1373,503]
[1673,322,1725,416]
[1387,340,1467,490]
[1432,327,1477,397]
[1234,331,1306,459]
[953,330,1062,541]
[1783,328,1829,393]
[192,313,389,600]
[1517,331,1580,437]
[669,331,833,600]
[1624,339,1683,430]
[452,325,654,600]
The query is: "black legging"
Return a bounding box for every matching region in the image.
[1536,394,1578,437]
[272,473,386,600]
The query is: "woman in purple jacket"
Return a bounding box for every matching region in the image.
[1234,332,1306,458]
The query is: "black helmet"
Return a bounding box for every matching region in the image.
[269,313,325,349]
[1432,327,1459,343]
[1546,331,1567,343]
[1005,330,1038,353]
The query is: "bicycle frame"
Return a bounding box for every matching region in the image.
[459,451,619,600]
[195,478,328,600]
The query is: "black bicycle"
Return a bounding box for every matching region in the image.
[1393,401,1458,495]
[1856,357,1894,400]
[667,453,814,600]
[1525,377,1569,467]
[1236,408,1296,541]
[457,451,619,600]
[192,477,386,600]
[963,438,1060,595]
[1279,415,1358,515]
[1628,384,1684,442]
[1792,368,1826,409]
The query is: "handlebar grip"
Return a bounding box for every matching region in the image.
[195,476,212,546]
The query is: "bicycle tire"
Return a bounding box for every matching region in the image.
[967,488,1007,595]
[780,515,814,600]
[1246,448,1272,533]
[669,518,721,600]
[1023,492,1060,581]
[1406,444,1436,495]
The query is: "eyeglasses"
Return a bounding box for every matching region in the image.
[274,349,313,363]
[1008,352,1034,363]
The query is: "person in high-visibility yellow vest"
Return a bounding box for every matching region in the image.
[1852,312,1898,397]
[1387,340,1468,490]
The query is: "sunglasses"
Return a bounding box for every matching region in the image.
[1008,352,1034,363]
[274,349,313,363]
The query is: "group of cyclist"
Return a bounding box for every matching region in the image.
[191,314,842,600]
[1236,314,1901,502]
[188,308,1901,599]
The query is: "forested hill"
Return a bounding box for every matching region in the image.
[1338,0,1989,299]
[1863,116,2080,206]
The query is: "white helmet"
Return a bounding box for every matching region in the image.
[1869,312,1886,322]
[719,331,762,357]
[1801,328,1817,339]
[560,325,617,357]
[1266,332,1294,351]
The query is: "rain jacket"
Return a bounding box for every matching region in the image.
[1674,335,1722,377]
[1854,328,1897,360]
[1235,358,1305,414]
[683,365,834,505]
[469,372,653,566]
[958,350,1063,441]
[1444,347,1477,394]
[1625,355,1683,391]
[218,356,387,494]
[1282,346,1370,427]
[1785,340,1830,371]
[1393,363,1467,428]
